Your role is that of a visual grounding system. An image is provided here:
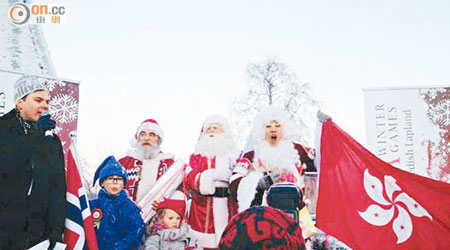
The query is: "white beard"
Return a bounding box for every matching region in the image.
[195,133,238,158]
[253,139,301,173]
[135,143,160,160]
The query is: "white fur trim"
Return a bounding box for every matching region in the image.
[229,172,243,184]
[233,166,249,176]
[203,114,231,135]
[138,122,164,140]
[237,171,263,213]
[199,169,216,195]
[252,106,296,146]
[189,226,217,248]
[213,197,229,244]
[130,121,164,148]
[215,155,229,172]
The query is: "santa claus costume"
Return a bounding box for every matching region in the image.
[229,107,316,213]
[184,115,241,250]
[119,119,175,203]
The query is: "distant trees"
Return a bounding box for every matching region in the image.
[229,57,319,148]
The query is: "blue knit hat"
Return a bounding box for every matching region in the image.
[93,156,127,186]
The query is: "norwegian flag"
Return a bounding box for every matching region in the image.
[64,147,98,250]
[315,119,450,250]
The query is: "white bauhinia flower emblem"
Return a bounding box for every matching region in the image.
[358,169,432,244]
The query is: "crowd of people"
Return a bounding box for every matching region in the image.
[0,76,319,250]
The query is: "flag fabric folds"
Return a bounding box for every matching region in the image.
[315,120,450,250]
[64,148,98,250]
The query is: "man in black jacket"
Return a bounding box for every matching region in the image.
[0,76,66,249]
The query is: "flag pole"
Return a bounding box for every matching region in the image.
[69,131,91,208]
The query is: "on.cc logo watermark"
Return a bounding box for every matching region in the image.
[8,3,66,25]
[8,3,30,25]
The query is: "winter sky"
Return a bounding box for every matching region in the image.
[40,0,450,170]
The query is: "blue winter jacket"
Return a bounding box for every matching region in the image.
[90,189,145,250]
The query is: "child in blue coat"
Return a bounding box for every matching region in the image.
[90,156,145,250]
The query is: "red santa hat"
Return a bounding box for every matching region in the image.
[157,198,186,220]
[130,118,164,148]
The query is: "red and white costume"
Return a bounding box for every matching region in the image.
[118,119,175,203]
[229,107,316,213]
[184,115,240,249]
[119,152,174,203]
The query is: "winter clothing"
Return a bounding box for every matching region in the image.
[229,143,315,213]
[184,153,240,249]
[200,114,232,136]
[14,75,50,102]
[130,118,165,147]
[90,189,145,250]
[119,153,174,202]
[144,222,202,250]
[219,206,305,250]
[0,108,66,249]
[185,114,241,249]
[93,156,128,186]
[157,198,186,221]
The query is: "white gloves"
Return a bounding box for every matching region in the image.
[213,168,233,182]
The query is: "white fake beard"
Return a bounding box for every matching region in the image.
[136,142,160,160]
[195,133,238,158]
[253,139,300,173]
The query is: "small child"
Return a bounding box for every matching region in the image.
[144,198,202,250]
[90,156,145,250]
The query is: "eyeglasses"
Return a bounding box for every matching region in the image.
[105,176,124,183]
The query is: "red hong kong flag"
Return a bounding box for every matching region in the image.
[315,119,450,250]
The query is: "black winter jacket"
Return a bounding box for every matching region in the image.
[0,109,66,249]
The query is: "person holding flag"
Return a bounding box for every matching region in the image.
[315,111,450,250]
[0,75,66,249]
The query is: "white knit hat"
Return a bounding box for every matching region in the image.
[130,119,164,148]
[14,75,50,103]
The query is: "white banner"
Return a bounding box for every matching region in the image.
[364,86,449,183]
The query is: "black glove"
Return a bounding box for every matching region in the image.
[317,110,331,123]
[35,114,56,131]
[251,171,281,207]
[256,171,281,192]
[48,231,62,250]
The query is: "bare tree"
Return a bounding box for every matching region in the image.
[229,57,319,148]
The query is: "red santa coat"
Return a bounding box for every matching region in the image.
[184,153,237,249]
[119,152,174,202]
[229,142,315,214]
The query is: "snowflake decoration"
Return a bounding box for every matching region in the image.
[43,79,66,92]
[430,99,450,127]
[421,88,446,100]
[49,94,79,124]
